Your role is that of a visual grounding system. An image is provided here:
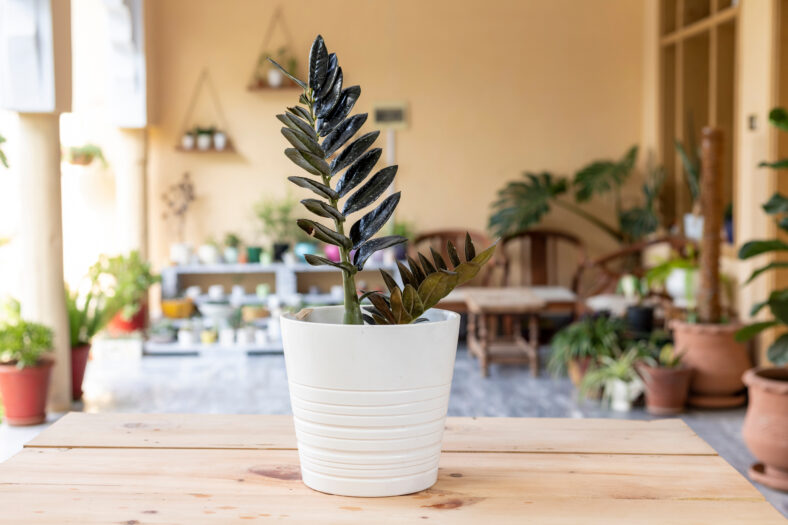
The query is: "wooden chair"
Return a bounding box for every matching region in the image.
[411,229,500,286]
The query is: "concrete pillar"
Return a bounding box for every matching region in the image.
[114,128,148,257]
[17,112,71,411]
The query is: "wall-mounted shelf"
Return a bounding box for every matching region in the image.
[175,142,236,154]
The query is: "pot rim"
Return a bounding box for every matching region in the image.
[670,319,743,333]
[282,305,460,329]
[743,366,788,394]
[0,356,55,371]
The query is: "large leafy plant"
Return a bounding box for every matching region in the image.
[547,315,626,375]
[736,107,788,364]
[490,146,664,244]
[91,251,159,321]
[66,261,126,348]
[271,36,494,324]
[0,299,53,369]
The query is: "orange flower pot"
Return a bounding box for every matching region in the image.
[0,359,53,426]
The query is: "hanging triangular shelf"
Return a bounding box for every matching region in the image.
[247,6,302,91]
[176,69,236,153]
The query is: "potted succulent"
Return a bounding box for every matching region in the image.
[254,194,301,261]
[636,338,691,415]
[99,251,160,334]
[197,238,222,265]
[618,274,654,333]
[675,136,703,240]
[269,35,495,497]
[180,129,196,150]
[548,315,626,388]
[213,129,228,151]
[736,107,788,491]
[580,347,644,412]
[66,143,107,167]
[195,126,215,150]
[672,128,750,408]
[223,233,242,263]
[0,299,54,425]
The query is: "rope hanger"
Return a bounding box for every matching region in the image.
[178,68,232,137]
[247,6,296,87]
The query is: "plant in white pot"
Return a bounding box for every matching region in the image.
[675,136,703,241]
[270,35,495,497]
[580,347,644,412]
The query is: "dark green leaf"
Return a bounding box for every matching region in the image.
[316,69,343,118]
[281,127,323,157]
[277,113,317,141]
[317,54,338,99]
[738,239,788,259]
[353,235,407,270]
[464,233,476,261]
[779,217,788,234]
[769,289,788,324]
[762,193,788,214]
[296,219,352,249]
[767,333,788,365]
[318,86,361,136]
[390,287,412,324]
[299,94,309,105]
[380,269,399,293]
[267,58,306,89]
[369,294,395,323]
[330,131,379,175]
[362,313,376,325]
[619,206,659,241]
[402,284,424,319]
[769,108,788,132]
[349,192,401,248]
[489,172,568,238]
[288,176,338,200]
[335,148,382,197]
[304,254,355,273]
[285,148,323,176]
[573,146,637,203]
[735,321,779,342]
[397,260,418,288]
[418,252,436,274]
[745,262,788,284]
[447,241,461,267]
[751,300,769,317]
[287,106,313,125]
[430,248,447,271]
[301,199,344,222]
[758,159,788,170]
[342,166,397,215]
[417,270,459,311]
[322,113,366,157]
[675,139,700,203]
[308,35,329,92]
[407,256,426,284]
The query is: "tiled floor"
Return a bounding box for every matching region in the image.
[1,346,785,517]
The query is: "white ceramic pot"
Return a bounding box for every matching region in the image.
[666,267,699,308]
[236,326,255,345]
[169,242,193,266]
[219,327,235,346]
[198,244,222,265]
[267,68,284,88]
[606,378,643,412]
[223,246,239,263]
[181,134,195,150]
[280,306,461,497]
[196,134,212,151]
[213,132,227,151]
[684,213,704,241]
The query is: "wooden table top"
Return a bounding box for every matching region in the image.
[464,287,546,313]
[0,413,782,524]
[440,286,577,313]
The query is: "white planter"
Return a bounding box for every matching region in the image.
[223,246,239,263]
[198,244,222,264]
[280,306,460,497]
[684,213,704,241]
[196,134,212,151]
[169,242,193,266]
[213,132,227,151]
[267,68,284,88]
[606,378,643,412]
[219,327,235,346]
[181,134,195,150]
[666,267,699,308]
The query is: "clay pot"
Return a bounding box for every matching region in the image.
[108,303,148,334]
[637,363,692,415]
[567,357,593,388]
[742,367,788,492]
[71,344,90,401]
[672,321,751,407]
[0,358,53,425]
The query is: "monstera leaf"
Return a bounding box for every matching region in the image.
[573,145,637,203]
[362,234,496,325]
[270,36,406,324]
[489,172,568,238]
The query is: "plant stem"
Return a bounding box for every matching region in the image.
[553,198,624,243]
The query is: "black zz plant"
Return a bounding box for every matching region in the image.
[270,35,495,325]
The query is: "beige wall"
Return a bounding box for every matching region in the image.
[145,0,646,266]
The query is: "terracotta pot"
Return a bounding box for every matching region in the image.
[567,357,593,388]
[108,303,148,334]
[671,321,751,407]
[637,363,692,415]
[71,344,90,401]
[742,367,788,492]
[0,358,53,426]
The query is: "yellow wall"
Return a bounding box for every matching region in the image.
[145,0,646,266]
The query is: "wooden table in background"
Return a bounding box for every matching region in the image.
[0,414,782,523]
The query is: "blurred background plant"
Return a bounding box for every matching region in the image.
[0,298,53,368]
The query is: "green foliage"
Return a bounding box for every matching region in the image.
[573,146,637,203]
[547,316,626,375]
[0,299,53,369]
[90,251,159,321]
[270,35,408,324]
[67,143,107,167]
[359,234,496,324]
[737,106,788,364]
[579,347,642,398]
[224,232,242,248]
[675,139,700,206]
[254,195,302,245]
[0,133,7,168]
[489,172,568,237]
[393,220,417,241]
[645,248,697,289]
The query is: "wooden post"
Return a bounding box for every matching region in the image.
[698,127,723,324]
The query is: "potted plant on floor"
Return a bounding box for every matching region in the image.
[100,251,160,334]
[636,338,691,415]
[736,107,788,491]
[645,247,699,309]
[618,274,654,334]
[269,35,495,497]
[0,299,54,425]
[580,347,644,412]
[671,128,750,408]
[548,315,626,388]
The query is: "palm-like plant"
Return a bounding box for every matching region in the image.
[490,146,663,244]
[271,36,494,325]
[736,108,788,364]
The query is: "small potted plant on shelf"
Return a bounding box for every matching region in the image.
[181,129,196,150]
[254,194,301,262]
[618,274,654,334]
[194,126,215,151]
[0,299,54,425]
[548,315,626,388]
[213,129,228,151]
[635,337,691,415]
[223,233,242,263]
[197,237,222,265]
[162,172,196,265]
[671,127,750,408]
[254,46,297,88]
[66,143,107,167]
[580,347,644,412]
[98,251,160,334]
[736,107,788,491]
[269,35,495,497]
